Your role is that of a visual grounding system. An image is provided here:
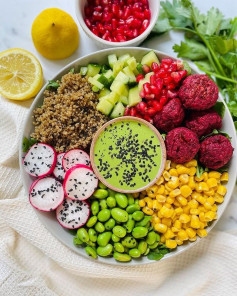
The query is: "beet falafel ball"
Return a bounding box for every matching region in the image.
[185,109,222,137]
[165,127,200,163]
[178,75,218,110]
[199,135,233,169]
[153,98,185,132]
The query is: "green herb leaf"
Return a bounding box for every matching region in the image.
[208,36,237,55]
[204,7,223,36]
[46,80,60,90]
[228,101,237,117]
[195,60,214,72]
[69,68,75,74]
[161,133,167,140]
[196,162,206,178]
[173,39,208,60]
[22,137,37,153]
[200,129,231,141]
[153,10,172,33]
[147,252,164,261]
[213,101,226,118]
[229,17,237,39]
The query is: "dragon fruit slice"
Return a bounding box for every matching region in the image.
[53,153,66,181]
[56,198,90,229]
[23,143,57,177]
[62,149,90,171]
[29,177,64,212]
[63,165,98,201]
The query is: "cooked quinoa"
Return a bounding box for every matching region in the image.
[31,73,108,153]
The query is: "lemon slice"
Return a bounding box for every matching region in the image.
[0,48,43,101]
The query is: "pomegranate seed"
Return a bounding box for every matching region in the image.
[118,9,124,18]
[132,18,142,28]
[156,69,167,78]
[143,82,151,94]
[162,58,173,65]
[150,75,156,85]
[117,34,126,42]
[106,36,113,42]
[112,18,118,29]
[146,107,157,116]
[160,96,168,106]
[133,3,142,12]
[142,64,151,74]
[130,107,137,116]
[112,4,119,16]
[145,93,155,100]
[151,62,160,72]
[95,6,103,12]
[139,90,145,98]
[85,18,92,28]
[133,29,139,38]
[144,115,153,124]
[141,19,149,32]
[171,72,182,83]
[151,101,162,112]
[150,85,160,95]
[163,76,173,85]
[144,9,151,19]
[124,107,130,116]
[101,0,109,5]
[156,78,163,90]
[179,70,188,78]
[126,16,134,25]
[124,6,131,19]
[141,0,148,5]
[161,89,167,96]
[95,0,100,5]
[167,90,178,99]
[104,24,112,31]
[102,31,111,40]
[85,7,92,18]
[118,20,125,25]
[176,60,183,70]
[167,83,176,90]
[134,11,145,19]
[103,12,113,22]
[92,27,99,36]
[93,11,102,21]
[136,74,144,82]
[160,63,169,71]
[136,101,147,114]
[167,63,177,73]
[97,23,105,34]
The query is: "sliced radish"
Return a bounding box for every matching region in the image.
[53,153,66,181]
[62,149,90,171]
[56,198,90,229]
[23,143,57,178]
[29,177,64,212]
[63,165,98,201]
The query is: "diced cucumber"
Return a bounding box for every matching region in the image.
[136,63,144,74]
[110,81,127,95]
[98,88,110,98]
[101,64,110,73]
[104,70,114,79]
[108,54,118,69]
[122,85,129,97]
[80,66,88,76]
[138,72,154,92]
[93,74,101,80]
[110,102,125,118]
[107,92,119,105]
[114,71,129,84]
[97,99,113,115]
[88,77,104,90]
[92,86,100,92]
[128,86,142,107]
[87,64,101,77]
[119,95,129,105]
[118,54,131,64]
[123,66,136,84]
[141,51,160,67]
[127,57,137,71]
[113,61,125,76]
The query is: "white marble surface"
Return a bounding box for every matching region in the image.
[0,0,236,231]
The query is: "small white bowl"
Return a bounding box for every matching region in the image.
[75,0,160,48]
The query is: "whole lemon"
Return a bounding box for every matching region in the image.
[31,8,79,60]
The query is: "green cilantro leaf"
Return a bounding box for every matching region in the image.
[200,129,231,141]
[213,101,226,118]
[173,39,208,60]
[22,137,37,153]
[147,252,164,261]
[46,80,60,90]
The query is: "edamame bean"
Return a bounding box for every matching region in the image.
[93,189,108,199]
[107,196,116,208]
[114,242,125,253]
[88,229,97,242]
[127,194,135,205]
[77,228,89,243]
[132,227,148,239]
[124,218,135,233]
[149,242,159,249]
[113,252,131,262]
[112,234,120,242]
[97,244,113,257]
[107,189,116,197]
[86,216,97,228]
[99,181,107,189]
[99,199,108,209]
[129,248,141,258]
[134,199,139,205]
[97,232,112,247]
[144,247,150,256]
[122,236,137,248]
[146,231,157,245]
[85,246,97,259]
[98,209,111,222]
[104,218,116,230]
[73,237,83,246]
[111,208,128,223]
[91,200,99,216]
[86,240,96,247]
[135,215,152,227]
[95,222,105,233]
[113,226,127,238]
[138,240,147,255]
[126,204,140,214]
[132,211,144,221]
[115,193,128,208]
[156,233,161,242]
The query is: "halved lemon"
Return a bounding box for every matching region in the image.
[0,48,43,101]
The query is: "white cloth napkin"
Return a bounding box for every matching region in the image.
[1,95,237,296]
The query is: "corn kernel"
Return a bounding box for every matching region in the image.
[199,212,205,222]
[189,167,197,176]
[164,229,175,239]
[212,204,218,212]
[139,199,146,207]
[179,214,191,223]
[173,200,181,207]
[163,171,171,181]
[179,174,189,184]
[209,171,221,179]
[196,195,206,205]
[191,192,201,200]
[180,185,192,197]
[204,211,216,222]
[142,206,154,216]
[144,197,152,203]
[189,236,197,242]
[178,230,188,241]
[165,239,177,249]
[172,227,179,232]
[147,200,153,209]
[166,197,175,204]
[177,166,190,175]
[205,189,215,196]
[154,223,167,233]
[171,162,177,168]
[157,185,165,195]
[175,238,183,245]
[188,176,196,189]
[190,208,199,215]
[173,220,182,230]
[204,202,212,210]
[164,203,172,209]
[183,205,190,215]
[165,160,171,170]
[160,235,166,243]
[200,182,209,191]
[184,159,197,168]
[153,200,162,211]
[195,175,204,182]
[199,222,205,229]
[217,185,227,196]
[220,172,229,182]
[197,229,207,238]
[156,195,166,203]
[207,197,215,205]
[214,193,224,203]
[168,176,180,189]
[152,215,161,224]
[169,168,178,177]
[202,172,208,182]
[160,206,174,218]
[186,227,196,238]
[190,215,200,229]
[162,218,172,227]
[174,207,183,216]
[188,199,198,209]
[207,178,218,188]
[156,176,164,185]
[177,196,188,206]
[170,189,181,198]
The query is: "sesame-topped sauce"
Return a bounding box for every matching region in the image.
[90,117,166,193]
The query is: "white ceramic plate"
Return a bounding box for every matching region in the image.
[19,47,237,265]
